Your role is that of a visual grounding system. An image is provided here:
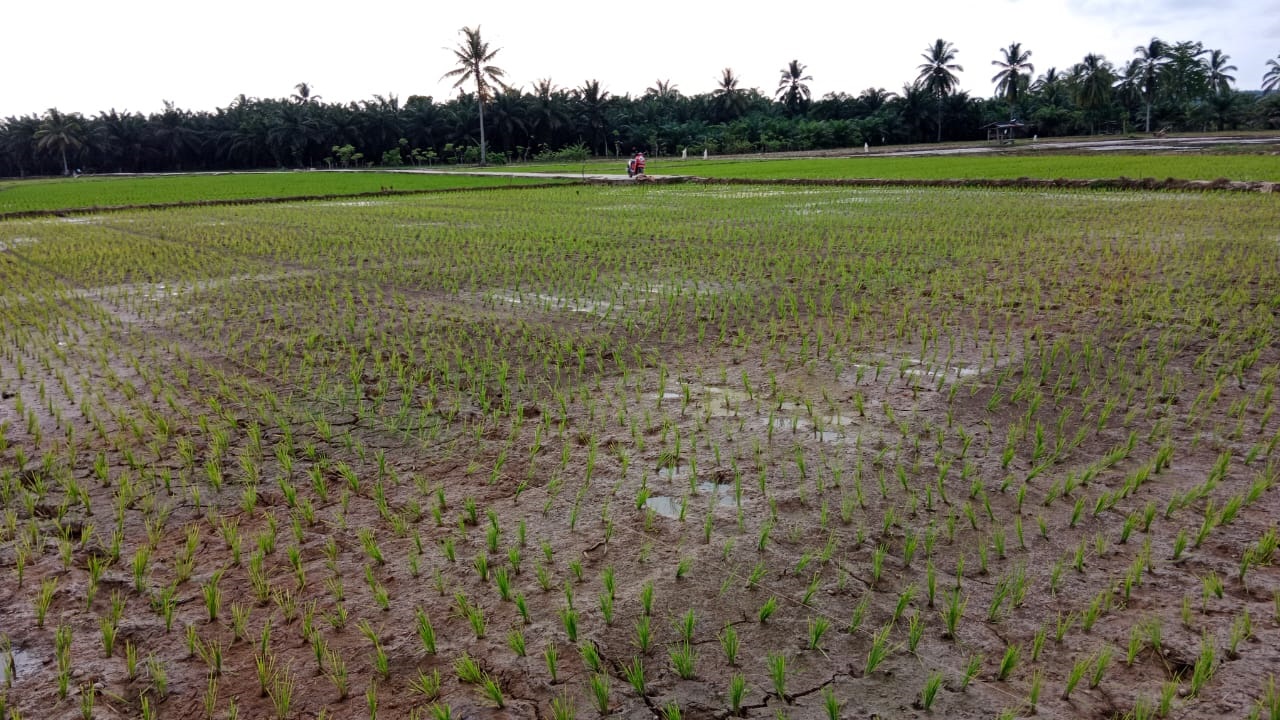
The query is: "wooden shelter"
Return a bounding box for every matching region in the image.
[983,120,1026,145]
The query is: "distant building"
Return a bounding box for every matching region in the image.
[983,120,1026,145]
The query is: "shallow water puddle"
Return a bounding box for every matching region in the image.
[755,414,845,443]
[643,391,683,405]
[655,465,687,482]
[490,291,616,315]
[141,283,183,302]
[850,358,984,382]
[651,383,854,441]
[1,648,42,684]
[701,386,751,417]
[774,400,856,426]
[645,481,738,519]
[644,495,683,519]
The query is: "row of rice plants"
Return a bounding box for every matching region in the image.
[0,183,1277,718]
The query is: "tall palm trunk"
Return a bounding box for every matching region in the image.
[477,96,487,165]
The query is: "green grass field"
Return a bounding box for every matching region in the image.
[0,171,565,215]
[516,152,1280,181]
[4,146,1274,217]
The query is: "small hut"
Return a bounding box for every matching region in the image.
[983,119,1026,145]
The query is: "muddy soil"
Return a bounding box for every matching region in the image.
[0,194,1277,720]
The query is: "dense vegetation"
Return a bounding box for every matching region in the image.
[5,37,1279,177]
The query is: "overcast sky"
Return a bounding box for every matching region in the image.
[3,0,1276,118]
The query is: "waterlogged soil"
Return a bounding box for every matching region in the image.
[0,193,1278,720]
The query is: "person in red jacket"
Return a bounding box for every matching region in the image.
[633,151,646,176]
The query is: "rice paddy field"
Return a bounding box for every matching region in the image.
[512,152,1280,182]
[1,176,1279,720]
[0,173,563,216]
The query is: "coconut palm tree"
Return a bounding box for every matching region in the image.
[1205,49,1237,95]
[916,39,963,141]
[991,43,1033,116]
[1115,59,1145,122]
[442,25,507,165]
[711,68,749,122]
[291,83,321,105]
[1265,54,1280,94]
[1071,53,1116,134]
[776,60,813,115]
[1131,39,1167,132]
[34,108,86,175]
[645,79,680,100]
[1029,68,1072,136]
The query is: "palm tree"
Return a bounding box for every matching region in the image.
[1205,49,1237,95]
[357,94,403,157]
[775,60,813,115]
[1071,53,1116,134]
[1,114,42,176]
[574,80,610,155]
[1031,67,1066,104]
[1206,90,1244,131]
[991,43,1033,116]
[93,109,148,172]
[856,87,895,115]
[291,83,321,105]
[442,25,506,165]
[34,108,86,175]
[1029,68,1071,136]
[890,83,932,143]
[487,90,528,155]
[403,95,450,158]
[529,79,571,150]
[1162,41,1208,110]
[1131,39,1167,132]
[711,68,749,122]
[1265,54,1280,94]
[645,79,680,100]
[1115,59,1145,123]
[916,39,963,142]
[266,101,325,166]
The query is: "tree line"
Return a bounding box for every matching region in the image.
[5,32,1280,177]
